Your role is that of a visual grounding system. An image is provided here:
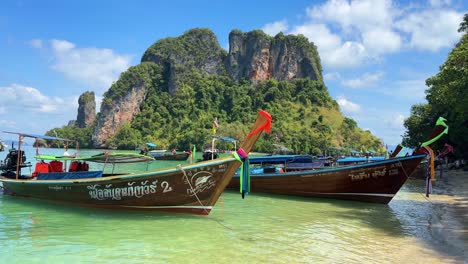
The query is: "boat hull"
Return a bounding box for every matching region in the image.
[228,155,425,204]
[1,158,240,215]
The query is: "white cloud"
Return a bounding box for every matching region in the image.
[280,0,464,69]
[306,0,397,33]
[0,84,80,134]
[361,28,402,54]
[395,9,463,51]
[341,72,383,88]
[262,20,288,36]
[336,96,361,113]
[324,72,341,81]
[0,84,74,114]
[326,41,368,68]
[290,23,369,68]
[49,39,132,92]
[290,23,341,48]
[29,39,43,49]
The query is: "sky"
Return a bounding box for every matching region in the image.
[0,0,466,145]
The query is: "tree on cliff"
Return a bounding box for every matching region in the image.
[403,16,468,158]
[458,13,468,33]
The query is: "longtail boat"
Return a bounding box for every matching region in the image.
[150,152,190,161]
[228,154,425,204]
[0,110,272,215]
[228,117,449,204]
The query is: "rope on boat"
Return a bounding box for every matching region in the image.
[399,161,435,203]
[399,161,410,179]
[177,164,209,215]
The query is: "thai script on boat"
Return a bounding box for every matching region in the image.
[48,186,71,191]
[349,166,387,181]
[87,180,170,200]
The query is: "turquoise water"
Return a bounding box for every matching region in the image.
[0,147,466,263]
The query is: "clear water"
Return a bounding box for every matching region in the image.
[0,147,466,263]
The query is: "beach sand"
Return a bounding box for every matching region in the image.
[424,168,468,262]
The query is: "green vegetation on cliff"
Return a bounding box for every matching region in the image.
[48,28,383,154]
[107,64,381,154]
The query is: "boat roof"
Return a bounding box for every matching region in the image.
[3,131,75,142]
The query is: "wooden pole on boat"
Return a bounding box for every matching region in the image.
[15,134,24,179]
[206,110,272,206]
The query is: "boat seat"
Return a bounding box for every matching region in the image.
[32,161,51,177]
[69,161,80,172]
[49,160,64,172]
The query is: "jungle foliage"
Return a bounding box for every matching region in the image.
[102,64,381,154]
[48,28,383,154]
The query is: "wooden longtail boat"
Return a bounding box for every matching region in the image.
[227,154,425,204]
[228,117,448,204]
[0,110,272,215]
[150,152,190,161]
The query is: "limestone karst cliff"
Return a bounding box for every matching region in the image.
[92,28,324,147]
[227,30,322,83]
[76,91,96,128]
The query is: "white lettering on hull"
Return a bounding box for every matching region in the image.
[87,180,172,200]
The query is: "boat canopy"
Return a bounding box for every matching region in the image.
[219,136,236,142]
[3,131,75,142]
[36,152,155,163]
[146,142,157,147]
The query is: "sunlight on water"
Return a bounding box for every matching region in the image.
[0,147,466,263]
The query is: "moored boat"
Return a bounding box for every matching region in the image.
[227,117,448,204]
[149,151,191,161]
[228,154,425,204]
[0,110,272,215]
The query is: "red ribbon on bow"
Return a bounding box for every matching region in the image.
[247,110,272,138]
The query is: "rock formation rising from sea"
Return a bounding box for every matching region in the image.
[92,28,323,147]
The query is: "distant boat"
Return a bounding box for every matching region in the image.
[0,110,272,215]
[149,151,191,161]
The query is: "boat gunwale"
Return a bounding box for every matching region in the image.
[1,156,238,184]
[235,154,425,178]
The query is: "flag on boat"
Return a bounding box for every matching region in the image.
[212,117,219,134]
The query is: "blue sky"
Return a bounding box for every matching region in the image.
[0,0,466,145]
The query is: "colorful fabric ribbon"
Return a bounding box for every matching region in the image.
[247,110,272,138]
[420,145,436,197]
[421,117,448,147]
[234,147,250,199]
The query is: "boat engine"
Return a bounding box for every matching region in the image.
[0,148,29,177]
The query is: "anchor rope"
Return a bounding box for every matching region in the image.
[177,164,209,215]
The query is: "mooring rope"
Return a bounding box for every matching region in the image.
[399,161,410,179]
[176,164,210,215]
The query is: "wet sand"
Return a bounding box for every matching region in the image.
[423,168,468,262]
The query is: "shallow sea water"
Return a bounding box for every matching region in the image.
[0,147,466,263]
